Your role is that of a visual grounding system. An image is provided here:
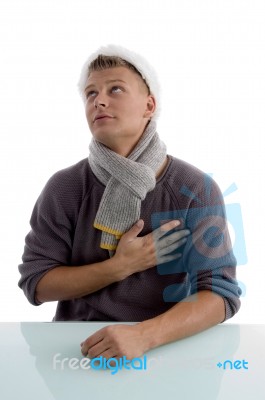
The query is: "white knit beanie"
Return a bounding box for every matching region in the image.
[77,44,161,120]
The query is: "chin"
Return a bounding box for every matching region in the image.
[92,133,114,148]
[93,128,120,139]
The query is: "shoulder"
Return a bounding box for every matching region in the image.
[165,155,223,207]
[38,158,95,206]
[167,155,209,181]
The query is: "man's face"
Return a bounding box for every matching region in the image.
[84,66,155,155]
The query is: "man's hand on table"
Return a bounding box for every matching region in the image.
[80,323,148,360]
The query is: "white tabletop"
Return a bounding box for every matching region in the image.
[0,323,264,400]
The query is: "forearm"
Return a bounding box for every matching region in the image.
[35,257,125,303]
[138,290,225,352]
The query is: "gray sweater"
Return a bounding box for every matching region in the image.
[18,155,241,321]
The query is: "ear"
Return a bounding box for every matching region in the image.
[143,95,156,119]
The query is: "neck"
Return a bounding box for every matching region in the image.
[107,139,140,157]
[105,121,152,157]
[156,156,168,179]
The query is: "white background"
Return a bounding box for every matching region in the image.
[1,0,264,322]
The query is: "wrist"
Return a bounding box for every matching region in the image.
[135,318,162,353]
[107,253,129,281]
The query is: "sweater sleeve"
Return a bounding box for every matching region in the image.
[180,175,242,321]
[18,166,83,306]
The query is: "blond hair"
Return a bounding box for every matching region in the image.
[88,54,150,94]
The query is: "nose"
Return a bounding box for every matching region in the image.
[94,93,108,109]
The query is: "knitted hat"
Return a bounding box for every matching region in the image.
[77,44,161,120]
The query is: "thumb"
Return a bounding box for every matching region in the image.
[123,219,144,241]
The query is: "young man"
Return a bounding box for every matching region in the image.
[18,45,241,360]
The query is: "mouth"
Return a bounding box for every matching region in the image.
[93,115,114,123]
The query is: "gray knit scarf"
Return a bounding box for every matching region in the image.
[88,120,167,255]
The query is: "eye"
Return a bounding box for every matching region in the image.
[111,86,123,93]
[85,90,97,99]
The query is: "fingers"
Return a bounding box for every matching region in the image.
[84,341,112,359]
[152,220,180,241]
[158,237,188,257]
[80,325,128,361]
[81,339,117,361]
[157,229,190,252]
[152,221,190,264]
[122,219,144,242]
[157,252,182,265]
[80,330,104,356]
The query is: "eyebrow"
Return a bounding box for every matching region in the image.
[84,79,127,92]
